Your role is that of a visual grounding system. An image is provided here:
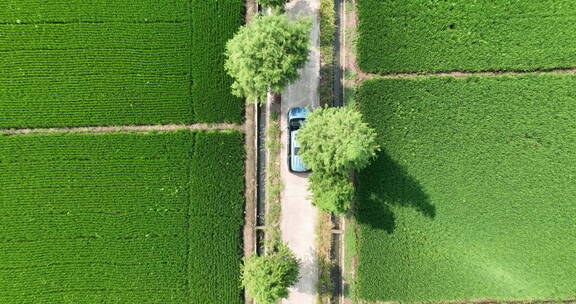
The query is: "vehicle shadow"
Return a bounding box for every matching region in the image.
[355,150,435,233]
[290,171,311,178]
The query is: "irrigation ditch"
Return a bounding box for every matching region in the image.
[255,102,267,255]
[331,0,347,303]
[316,0,348,303]
[253,3,282,259]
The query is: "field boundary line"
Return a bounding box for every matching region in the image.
[0,123,243,135]
[364,67,576,79]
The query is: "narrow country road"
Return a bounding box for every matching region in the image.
[280,0,320,303]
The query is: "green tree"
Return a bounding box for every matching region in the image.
[257,0,288,9]
[298,107,380,174]
[299,107,379,214]
[225,14,311,103]
[242,244,300,304]
[309,171,354,213]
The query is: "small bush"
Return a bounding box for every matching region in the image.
[242,244,300,304]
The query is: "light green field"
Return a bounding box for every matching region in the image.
[357,0,576,73]
[355,74,576,301]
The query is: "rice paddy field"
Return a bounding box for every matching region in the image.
[0,131,245,303]
[356,0,576,74]
[0,0,244,128]
[355,74,576,302]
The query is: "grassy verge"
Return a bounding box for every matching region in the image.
[265,109,283,249]
[343,214,358,304]
[319,0,336,105]
[342,2,359,303]
[355,74,576,301]
[317,0,337,302]
[316,212,334,304]
[342,0,358,109]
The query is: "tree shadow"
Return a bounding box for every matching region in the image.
[294,247,318,295]
[356,150,435,233]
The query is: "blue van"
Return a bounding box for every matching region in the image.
[287,107,311,173]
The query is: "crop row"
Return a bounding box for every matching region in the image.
[355,74,576,301]
[0,131,194,161]
[0,49,190,77]
[357,0,576,73]
[0,131,245,303]
[0,23,190,51]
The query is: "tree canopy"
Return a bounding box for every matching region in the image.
[298,107,380,174]
[224,14,311,103]
[298,107,380,214]
[308,170,354,213]
[242,244,300,304]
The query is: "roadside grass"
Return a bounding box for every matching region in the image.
[357,0,576,74]
[265,109,283,249]
[342,3,359,303]
[344,70,357,81]
[317,0,338,301]
[316,212,334,304]
[344,26,358,57]
[319,0,336,106]
[345,0,354,13]
[343,215,358,304]
[343,85,356,107]
[355,74,576,302]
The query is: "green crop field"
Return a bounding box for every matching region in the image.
[355,74,576,301]
[0,131,245,303]
[356,0,576,74]
[0,0,244,128]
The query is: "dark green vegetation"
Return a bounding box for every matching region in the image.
[190,0,244,123]
[356,0,576,74]
[0,131,245,303]
[0,0,243,128]
[355,74,576,301]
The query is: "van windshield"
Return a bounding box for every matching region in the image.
[289,118,304,130]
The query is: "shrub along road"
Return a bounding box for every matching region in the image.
[280,0,321,303]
